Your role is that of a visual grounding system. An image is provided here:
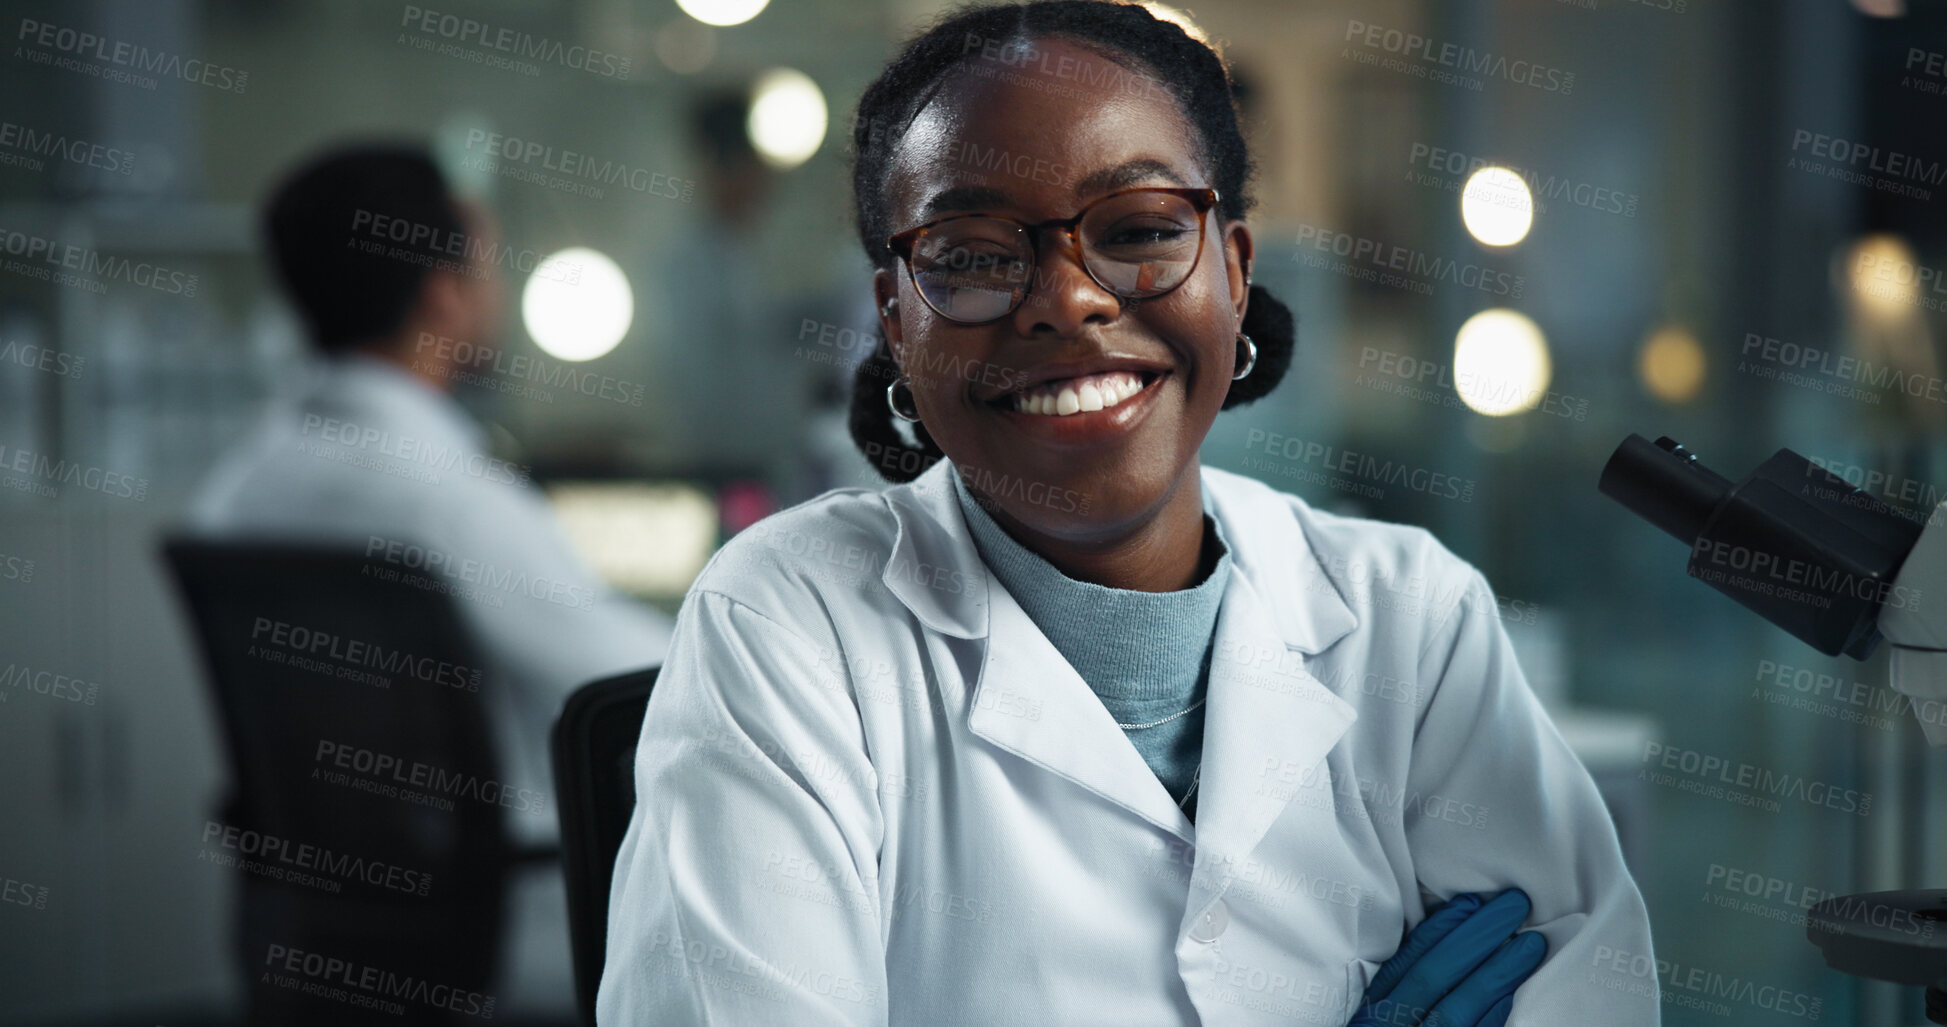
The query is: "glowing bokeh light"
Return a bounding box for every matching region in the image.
[1639,324,1707,404]
[1453,308,1551,416]
[1460,166,1535,247]
[747,68,827,170]
[675,0,769,28]
[522,247,634,362]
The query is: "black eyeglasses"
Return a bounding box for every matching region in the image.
[887,186,1221,325]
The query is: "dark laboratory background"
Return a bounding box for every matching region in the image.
[5,0,1947,1024]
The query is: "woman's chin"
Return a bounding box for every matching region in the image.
[961,451,1185,540]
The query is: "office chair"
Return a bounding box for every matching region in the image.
[161,537,556,1026]
[551,666,659,1027]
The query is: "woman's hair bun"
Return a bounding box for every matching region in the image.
[1224,283,1295,410]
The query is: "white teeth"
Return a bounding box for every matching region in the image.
[1010,370,1150,416]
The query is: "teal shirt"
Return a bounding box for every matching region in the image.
[950,469,1232,818]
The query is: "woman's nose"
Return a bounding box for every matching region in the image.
[1012,227,1120,337]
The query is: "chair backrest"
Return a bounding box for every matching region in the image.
[551,665,659,1027]
[160,536,516,1003]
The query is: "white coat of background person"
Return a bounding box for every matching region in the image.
[600,4,1656,1024]
[184,144,673,1015]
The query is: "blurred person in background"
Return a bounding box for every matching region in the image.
[183,142,673,1018]
[651,90,805,499]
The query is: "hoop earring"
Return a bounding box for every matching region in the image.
[1232,333,1258,380]
[886,376,921,422]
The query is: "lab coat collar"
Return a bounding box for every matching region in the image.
[1198,464,1361,655]
[303,352,490,456]
[880,458,1360,655]
[880,463,990,639]
[881,459,1362,854]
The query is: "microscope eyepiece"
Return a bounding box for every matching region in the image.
[1598,435,1734,546]
[1598,433,1924,660]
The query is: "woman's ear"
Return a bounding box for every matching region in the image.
[1222,220,1255,327]
[872,267,905,369]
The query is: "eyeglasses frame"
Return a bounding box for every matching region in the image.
[885,185,1222,326]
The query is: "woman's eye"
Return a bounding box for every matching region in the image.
[1100,225,1189,247]
[925,248,1027,276]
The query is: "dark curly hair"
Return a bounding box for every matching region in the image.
[846,0,1296,483]
[263,143,464,355]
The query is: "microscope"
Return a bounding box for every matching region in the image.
[1600,434,1947,1022]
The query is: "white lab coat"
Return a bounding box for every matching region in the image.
[599,457,1657,1026]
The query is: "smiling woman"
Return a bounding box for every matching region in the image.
[598,4,1657,1026]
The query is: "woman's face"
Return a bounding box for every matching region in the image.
[873,35,1254,547]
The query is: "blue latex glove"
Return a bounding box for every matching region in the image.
[1347,889,1548,1027]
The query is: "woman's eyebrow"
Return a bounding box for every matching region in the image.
[1070,158,1188,198]
[915,158,1191,220]
[920,184,1009,219]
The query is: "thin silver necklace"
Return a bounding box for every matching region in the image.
[1116,695,1207,730]
[1178,765,1202,810]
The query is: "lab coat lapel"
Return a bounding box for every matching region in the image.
[1189,466,1362,893]
[1191,569,1358,893]
[970,582,1196,837]
[883,461,1193,835]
